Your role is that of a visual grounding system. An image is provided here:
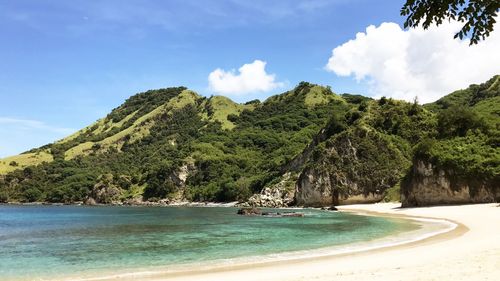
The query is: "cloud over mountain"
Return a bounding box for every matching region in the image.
[208,60,283,96]
[326,21,500,103]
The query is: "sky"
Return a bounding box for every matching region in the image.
[0,0,499,157]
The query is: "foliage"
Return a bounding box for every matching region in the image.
[108,87,186,123]
[341,93,372,105]
[401,0,500,45]
[366,98,437,144]
[415,132,499,183]
[384,184,401,202]
[437,106,485,137]
[143,166,177,200]
[0,190,9,203]
[305,76,498,202]
[426,75,500,111]
[413,76,500,188]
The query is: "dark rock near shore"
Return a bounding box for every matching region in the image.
[237,207,262,215]
[237,207,304,217]
[261,211,304,217]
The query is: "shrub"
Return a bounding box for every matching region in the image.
[23,188,43,202]
[437,106,484,138]
[0,191,9,203]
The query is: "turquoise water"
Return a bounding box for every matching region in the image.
[0,205,418,280]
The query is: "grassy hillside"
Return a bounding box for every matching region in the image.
[0,151,53,174]
[203,96,256,129]
[0,82,351,203]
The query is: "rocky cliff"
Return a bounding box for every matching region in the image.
[294,128,408,207]
[400,75,500,207]
[401,160,499,207]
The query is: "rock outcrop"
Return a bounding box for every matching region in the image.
[294,129,408,207]
[295,165,385,206]
[401,160,499,207]
[85,174,123,205]
[167,163,196,202]
[171,163,194,189]
[237,207,262,215]
[244,173,296,207]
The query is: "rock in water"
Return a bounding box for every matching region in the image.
[237,207,262,215]
[281,212,304,217]
[237,208,305,217]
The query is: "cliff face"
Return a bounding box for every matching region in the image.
[401,160,499,207]
[295,166,384,206]
[294,129,408,207]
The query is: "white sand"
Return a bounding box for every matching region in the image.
[124,203,500,281]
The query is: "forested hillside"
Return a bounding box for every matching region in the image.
[401,76,500,206]
[0,83,349,203]
[0,77,498,206]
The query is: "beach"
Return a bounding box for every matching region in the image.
[112,203,500,281]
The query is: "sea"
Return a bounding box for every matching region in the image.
[0,205,424,280]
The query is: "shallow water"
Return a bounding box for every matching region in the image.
[0,205,419,280]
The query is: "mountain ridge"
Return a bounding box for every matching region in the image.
[0,77,498,206]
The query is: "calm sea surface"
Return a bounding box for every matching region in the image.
[0,205,418,280]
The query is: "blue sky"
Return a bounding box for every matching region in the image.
[1,0,499,157]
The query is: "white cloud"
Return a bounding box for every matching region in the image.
[208,60,283,96]
[326,21,500,103]
[0,117,74,135]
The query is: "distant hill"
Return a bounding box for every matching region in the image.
[0,77,498,206]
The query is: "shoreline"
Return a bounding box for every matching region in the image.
[79,203,498,281]
[176,202,497,281]
[63,203,465,281]
[6,203,498,281]
[0,201,241,207]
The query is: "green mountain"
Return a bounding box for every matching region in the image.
[0,77,498,206]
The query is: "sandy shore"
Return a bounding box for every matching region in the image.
[103,203,500,281]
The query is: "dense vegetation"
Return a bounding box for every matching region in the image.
[414,75,500,187]
[0,76,498,204]
[297,91,438,203]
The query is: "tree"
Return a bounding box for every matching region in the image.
[0,191,9,203]
[143,166,177,200]
[437,106,484,137]
[401,0,499,45]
